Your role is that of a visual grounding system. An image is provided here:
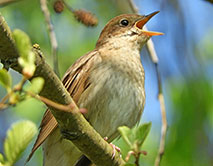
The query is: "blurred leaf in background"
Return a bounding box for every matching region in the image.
[163,77,213,166]
[0,0,213,166]
[0,69,12,92]
[1,120,37,166]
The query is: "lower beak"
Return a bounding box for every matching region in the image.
[141,30,164,36]
[135,11,164,36]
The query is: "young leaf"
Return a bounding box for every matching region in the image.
[25,77,44,94]
[118,126,133,148]
[8,92,20,105]
[12,29,32,60]
[0,69,12,92]
[4,120,37,165]
[0,153,4,163]
[134,122,152,148]
[13,29,36,78]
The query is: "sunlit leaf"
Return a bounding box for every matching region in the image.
[4,120,37,165]
[134,122,152,148]
[0,69,11,92]
[8,92,20,105]
[13,29,36,78]
[25,77,44,94]
[118,126,133,148]
[0,153,4,163]
[124,164,135,166]
[13,29,31,60]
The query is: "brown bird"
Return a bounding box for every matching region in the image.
[28,12,163,166]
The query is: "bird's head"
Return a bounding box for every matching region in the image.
[96,11,163,49]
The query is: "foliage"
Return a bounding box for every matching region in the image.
[119,123,151,152]
[0,29,44,106]
[13,29,36,78]
[0,69,11,92]
[161,77,213,166]
[0,0,213,166]
[0,120,37,166]
[118,123,152,165]
[24,77,45,94]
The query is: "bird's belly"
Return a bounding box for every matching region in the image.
[79,69,145,141]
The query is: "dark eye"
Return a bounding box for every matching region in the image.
[120,19,129,26]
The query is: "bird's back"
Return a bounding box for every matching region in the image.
[43,47,144,166]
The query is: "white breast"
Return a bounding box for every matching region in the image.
[78,52,145,141]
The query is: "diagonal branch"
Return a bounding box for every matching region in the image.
[127,0,168,165]
[0,13,124,166]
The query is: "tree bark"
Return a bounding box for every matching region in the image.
[0,14,125,166]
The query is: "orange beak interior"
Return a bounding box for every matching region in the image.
[135,11,164,36]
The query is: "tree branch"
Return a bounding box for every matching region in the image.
[0,13,125,166]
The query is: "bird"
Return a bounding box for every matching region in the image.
[27,11,163,166]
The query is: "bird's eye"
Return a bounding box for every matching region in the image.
[120,19,129,26]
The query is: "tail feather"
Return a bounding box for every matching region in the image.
[26,109,58,162]
[43,128,82,166]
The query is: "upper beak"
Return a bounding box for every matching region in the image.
[135,11,164,36]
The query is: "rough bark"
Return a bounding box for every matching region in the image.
[0,13,125,166]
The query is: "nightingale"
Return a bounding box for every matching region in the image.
[27,11,163,166]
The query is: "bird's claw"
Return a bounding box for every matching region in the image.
[104,137,121,159]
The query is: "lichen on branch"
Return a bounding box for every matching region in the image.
[0,13,125,166]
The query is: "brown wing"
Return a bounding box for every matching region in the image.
[27,50,99,162]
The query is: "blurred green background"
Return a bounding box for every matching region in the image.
[0,0,212,166]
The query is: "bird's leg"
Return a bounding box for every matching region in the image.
[104,137,121,159]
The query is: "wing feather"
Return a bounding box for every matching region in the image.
[27,50,99,162]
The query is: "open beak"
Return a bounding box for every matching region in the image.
[135,11,164,36]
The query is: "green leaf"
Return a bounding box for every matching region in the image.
[0,153,4,163]
[0,69,12,91]
[134,122,152,148]
[25,77,44,94]
[13,29,36,78]
[4,120,37,165]
[118,126,133,148]
[124,164,135,166]
[13,29,32,60]
[8,92,20,105]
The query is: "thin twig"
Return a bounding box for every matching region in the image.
[40,0,60,77]
[0,0,24,7]
[155,94,167,166]
[125,150,134,162]
[154,64,167,166]
[127,0,159,63]
[135,153,140,166]
[63,0,74,12]
[0,93,10,105]
[145,33,159,63]
[127,0,168,165]
[0,93,10,110]
[0,76,26,110]
[128,0,139,13]
[1,12,126,166]
[27,91,75,112]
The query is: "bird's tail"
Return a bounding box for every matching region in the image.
[43,128,82,166]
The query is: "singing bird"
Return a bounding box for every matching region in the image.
[28,11,163,166]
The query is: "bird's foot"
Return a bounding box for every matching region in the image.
[104,137,121,159]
